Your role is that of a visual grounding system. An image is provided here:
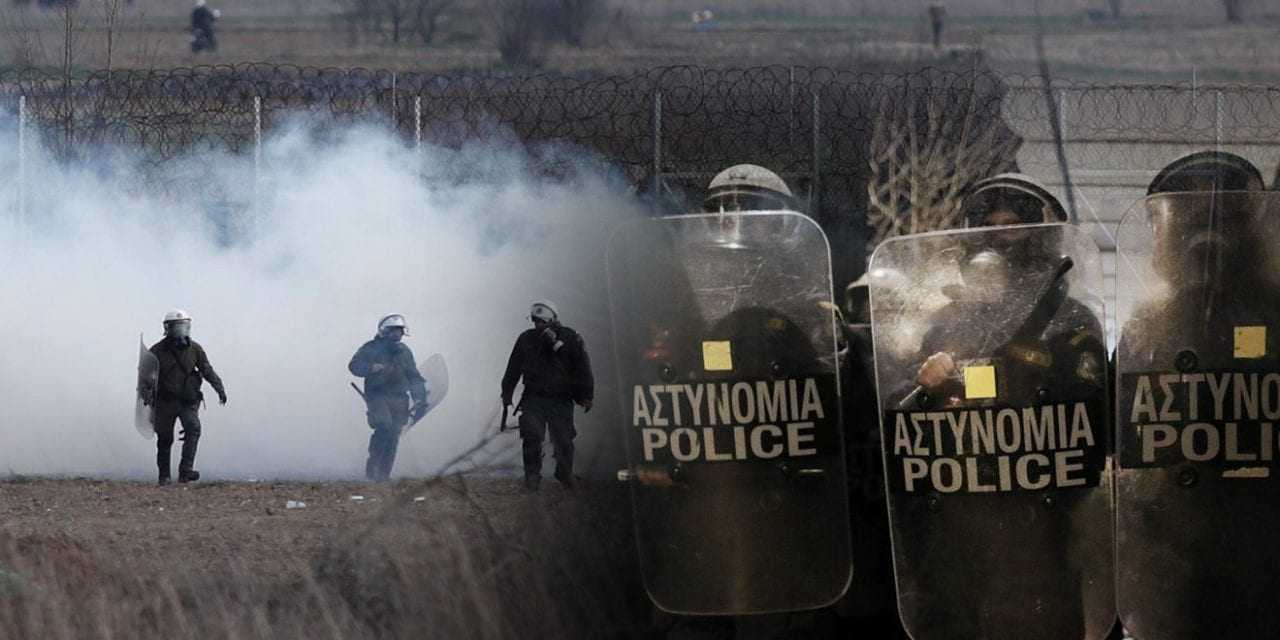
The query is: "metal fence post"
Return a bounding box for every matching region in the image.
[652,90,663,203]
[18,95,26,221]
[811,91,821,213]
[415,95,422,150]
[789,65,797,149]
[254,95,262,193]
[1215,89,1224,152]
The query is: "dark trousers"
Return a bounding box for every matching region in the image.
[519,396,575,482]
[365,392,409,481]
[155,401,202,479]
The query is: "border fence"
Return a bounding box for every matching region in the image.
[3,64,1280,286]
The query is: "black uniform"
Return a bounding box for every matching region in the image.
[501,324,593,486]
[890,271,1109,640]
[148,336,226,481]
[349,336,428,481]
[191,5,217,52]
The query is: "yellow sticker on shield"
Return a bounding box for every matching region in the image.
[963,365,998,399]
[702,341,733,371]
[1234,326,1267,359]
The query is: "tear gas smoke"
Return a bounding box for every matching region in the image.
[0,115,643,479]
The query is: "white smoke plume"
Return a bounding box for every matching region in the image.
[0,115,644,480]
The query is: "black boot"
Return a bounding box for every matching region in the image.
[158,474,170,486]
[178,469,200,483]
[523,475,541,492]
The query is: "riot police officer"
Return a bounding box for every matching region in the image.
[148,309,227,485]
[501,300,594,492]
[611,165,853,624]
[349,314,429,482]
[702,163,798,213]
[1114,151,1279,640]
[882,173,1113,640]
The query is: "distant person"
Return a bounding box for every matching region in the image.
[692,9,715,33]
[501,301,594,492]
[348,314,429,482]
[148,310,227,485]
[928,3,946,49]
[191,0,220,54]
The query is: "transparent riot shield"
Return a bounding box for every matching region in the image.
[1114,191,1280,640]
[405,353,449,430]
[135,335,158,439]
[606,211,851,615]
[869,223,1114,640]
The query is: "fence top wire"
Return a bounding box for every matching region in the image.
[4,64,1278,171]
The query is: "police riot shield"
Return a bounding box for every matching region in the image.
[406,353,449,430]
[606,211,851,615]
[1114,191,1280,640]
[868,223,1114,640]
[135,335,158,439]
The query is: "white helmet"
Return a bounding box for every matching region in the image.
[377,314,409,337]
[703,164,796,213]
[530,300,559,323]
[163,309,192,338]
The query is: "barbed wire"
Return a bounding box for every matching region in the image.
[3,64,1277,281]
[6,65,1276,170]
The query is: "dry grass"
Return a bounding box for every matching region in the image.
[0,476,649,639]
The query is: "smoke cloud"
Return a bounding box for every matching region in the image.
[0,115,643,480]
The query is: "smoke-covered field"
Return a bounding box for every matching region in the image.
[0,113,672,638]
[0,114,641,481]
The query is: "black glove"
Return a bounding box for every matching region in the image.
[411,402,428,421]
[579,398,593,413]
[217,390,228,405]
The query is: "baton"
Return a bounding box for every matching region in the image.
[500,404,509,432]
[897,255,1074,410]
[350,382,366,400]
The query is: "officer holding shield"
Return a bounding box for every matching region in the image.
[1114,151,1279,640]
[873,174,1114,640]
[349,314,429,482]
[148,309,227,486]
[913,175,1105,403]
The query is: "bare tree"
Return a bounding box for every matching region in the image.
[865,89,1019,248]
[339,0,451,46]
[550,0,602,48]
[492,0,544,67]
[411,0,451,45]
[1223,0,1245,23]
[379,0,409,42]
[97,0,124,70]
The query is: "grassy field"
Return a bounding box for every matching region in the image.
[0,0,1278,82]
[0,476,658,639]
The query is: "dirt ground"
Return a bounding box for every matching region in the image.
[0,476,520,577]
[0,475,659,638]
[0,474,622,581]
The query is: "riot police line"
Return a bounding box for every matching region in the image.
[608,153,1280,639]
[128,153,1278,637]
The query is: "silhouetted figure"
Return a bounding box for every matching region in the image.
[191,0,219,54]
[928,3,946,49]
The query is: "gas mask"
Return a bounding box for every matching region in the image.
[166,320,191,340]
